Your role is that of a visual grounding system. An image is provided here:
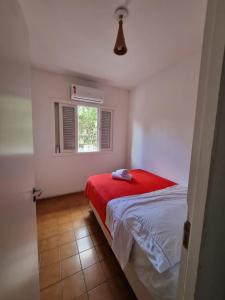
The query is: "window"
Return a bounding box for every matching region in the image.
[77,106,98,152]
[54,102,112,154]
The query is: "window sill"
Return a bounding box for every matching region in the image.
[52,150,113,157]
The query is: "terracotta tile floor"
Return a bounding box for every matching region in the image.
[37,192,137,300]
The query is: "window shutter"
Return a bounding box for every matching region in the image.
[100,109,112,150]
[54,102,60,153]
[60,105,76,151]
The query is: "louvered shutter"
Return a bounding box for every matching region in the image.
[59,104,76,152]
[100,109,112,150]
[54,102,60,153]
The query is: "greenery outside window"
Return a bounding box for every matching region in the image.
[77,105,98,152]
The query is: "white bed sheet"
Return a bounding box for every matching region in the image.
[105,185,187,300]
[130,242,179,300]
[106,185,187,272]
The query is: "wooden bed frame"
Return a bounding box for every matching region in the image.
[89,201,153,300]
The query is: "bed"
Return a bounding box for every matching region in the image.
[85,169,186,300]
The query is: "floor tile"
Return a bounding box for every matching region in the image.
[57,210,69,218]
[108,275,136,300]
[88,282,114,300]
[74,226,90,240]
[58,214,72,225]
[90,232,105,246]
[40,247,60,267]
[39,262,60,289]
[70,206,82,213]
[95,244,112,261]
[62,272,86,300]
[60,241,78,260]
[38,225,58,240]
[80,248,99,269]
[100,258,121,280]
[37,193,136,299]
[39,235,59,252]
[83,263,106,291]
[40,282,62,300]
[77,236,94,253]
[70,201,82,208]
[38,218,58,230]
[58,222,73,234]
[57,199,69,208]
[81,209,92,219]
[61,255,81,279]
[75,294,88,300]
[73,219,86,229]
[87,223,101,235]
[71,210,83,221]
[80,204,90,212]
[59,231,75,245]
[83,213,96,224]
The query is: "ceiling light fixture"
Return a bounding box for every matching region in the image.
[113,7,128,56]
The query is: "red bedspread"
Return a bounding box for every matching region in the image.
[85,169,176,224]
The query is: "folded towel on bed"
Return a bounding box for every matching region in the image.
[115,169,129,176]
[112,171,132,181]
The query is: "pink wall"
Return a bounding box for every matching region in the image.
[128,53,201,185]
[31,68,129,198]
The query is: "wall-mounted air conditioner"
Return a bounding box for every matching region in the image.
[71,84,104,104]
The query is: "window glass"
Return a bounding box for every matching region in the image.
[77,105,99,152]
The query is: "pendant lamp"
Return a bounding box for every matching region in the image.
[114,7,128,56]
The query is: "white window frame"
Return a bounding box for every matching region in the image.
[53,100,113,156]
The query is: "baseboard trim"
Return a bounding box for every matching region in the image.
[37,190,85,201]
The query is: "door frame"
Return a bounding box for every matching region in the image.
[176,0,225,299]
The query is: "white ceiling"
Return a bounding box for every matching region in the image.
[19,0,206,89]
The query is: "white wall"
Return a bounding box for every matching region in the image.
[128,52,201,185]
[31,68,129,198]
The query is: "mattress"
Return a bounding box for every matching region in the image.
[85,169,176,225]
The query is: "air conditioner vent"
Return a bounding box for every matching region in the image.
[71,84,104,104]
